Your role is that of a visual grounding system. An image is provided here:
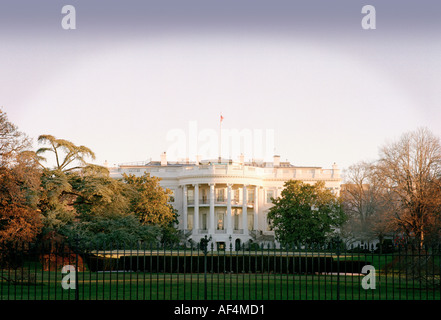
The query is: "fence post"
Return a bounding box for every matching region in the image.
[336,239,341,301]
[74,234,80,301]
[200,235,212,300]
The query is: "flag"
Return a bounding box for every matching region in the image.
[220,114,224,122]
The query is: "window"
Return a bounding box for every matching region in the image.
[233,208,241,230]
[201,213,207,230]
[187,189,194,204]
[187,212,193,230]
[217,212,224,230]
[266,190,275,203]
[247,212,254,231]
[247,189,254,204]
[201,188,209,204]
[233,188,240,204]
[216,188,225,202]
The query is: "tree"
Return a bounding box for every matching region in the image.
[0,109,42,265]
[33,135,113,231]
[341,161,391,243]
[69,170,130,220]
[123,173,178,227]
[0,108,31,166]
[37,168,77,230]
[60,215,160,250]
[0,152,42,244]
[33,134,181,244]
[375,127,441,247]
[267,180,346,246]
[35,134,96,172]
[34,135,181,245]
[123,173,179,244]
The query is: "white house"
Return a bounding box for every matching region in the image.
[109,153,341,249]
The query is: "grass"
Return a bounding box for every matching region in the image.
[1,251,440,300]
[1,271,440,301]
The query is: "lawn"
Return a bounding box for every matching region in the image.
[1,271,440,300]
[1,251,440,300]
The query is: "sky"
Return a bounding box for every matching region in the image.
[1,0,440,172]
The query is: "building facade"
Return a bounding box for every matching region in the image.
[109,153,341,249]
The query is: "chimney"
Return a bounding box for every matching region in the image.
[160,152,167,166]
[332,162,339,178]
[196,155,202,164]
[273,155,280,167]
[239,153,244,164]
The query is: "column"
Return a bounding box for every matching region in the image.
[193,184,199,235]
[209,183,215,234]
[242,184,248,236]
[254,186,259,231]
[226,184,233,234]
[182,185,188,231]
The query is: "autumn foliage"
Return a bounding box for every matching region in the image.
[0,111,43,244]
[0,109,43,264]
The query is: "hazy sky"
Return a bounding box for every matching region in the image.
[1,0,440,172]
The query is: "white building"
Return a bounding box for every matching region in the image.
[109,153,341,249]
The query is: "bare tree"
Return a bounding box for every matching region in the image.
[0,108,31,166]
[341,161,391,243]
[375,127,441,247]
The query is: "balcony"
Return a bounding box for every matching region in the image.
[215,197,227,205]
[187,198,253,206]
[186,198,210,205]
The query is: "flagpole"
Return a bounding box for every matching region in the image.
[219,114,222,163]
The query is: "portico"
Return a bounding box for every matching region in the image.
[182,183,258,245]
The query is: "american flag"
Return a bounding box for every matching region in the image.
[220,114,224,122]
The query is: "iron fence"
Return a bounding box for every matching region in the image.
[1,238,440,300]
